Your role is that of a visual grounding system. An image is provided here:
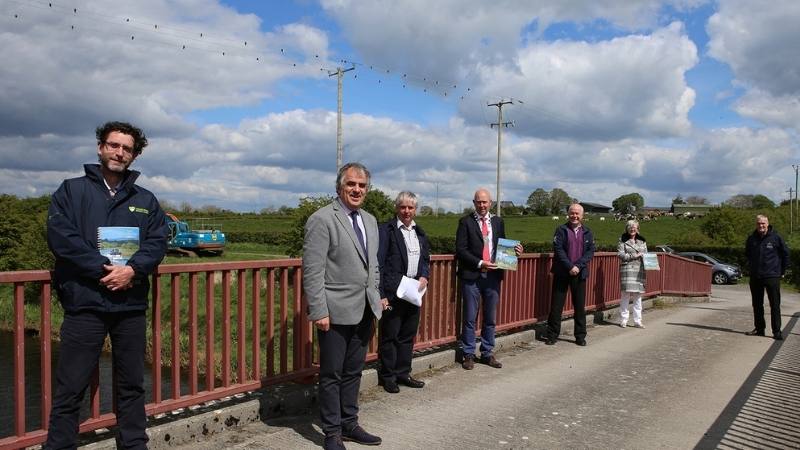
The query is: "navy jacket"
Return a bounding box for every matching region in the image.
[377,220,431,301]
[47,164,168,313]
[551,223,595,280]
[745,226,789,279]
[455,213,506,281]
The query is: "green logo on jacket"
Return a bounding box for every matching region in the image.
[128,206,149,214]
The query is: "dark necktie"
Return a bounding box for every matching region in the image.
[350,211,367,255]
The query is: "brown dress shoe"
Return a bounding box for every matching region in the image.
[481,355,502,368]
[462,355,475,370]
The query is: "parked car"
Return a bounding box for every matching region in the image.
[676,252,741,284]
[654,244,675,253]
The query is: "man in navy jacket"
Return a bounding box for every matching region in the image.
[455,188,522,370]
[45,122,167,450]
[547,203,595,346]
[377,191,430,393]
[744,214,789,340]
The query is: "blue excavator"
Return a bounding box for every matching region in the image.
[165,213,225,256]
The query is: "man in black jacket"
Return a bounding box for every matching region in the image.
[45,122,167,450]
[546,203,595,346]
[744,214,789,340]
[455,188,522,370]
[377,191,430,393]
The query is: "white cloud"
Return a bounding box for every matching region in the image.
[1,0,796,213]
[732,89,800,130]
[707,0,800,129]
[0,0,331,138]
[468,22,697,140]
[321,0,703,84]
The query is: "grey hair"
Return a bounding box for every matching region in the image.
[395,191,418,207]
[756,214,769,222]
[625,219,639,233]
[335,162,371,193]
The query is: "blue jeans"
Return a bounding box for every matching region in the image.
[460,273,500,358]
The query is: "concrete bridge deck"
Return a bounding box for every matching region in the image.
[91,284,800,449]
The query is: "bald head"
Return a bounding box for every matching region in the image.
[473,188,493,217]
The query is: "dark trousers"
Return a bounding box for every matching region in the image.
[460,272,500,358]
[548,275,587,340]
[45,310,147,450]
[317,306,375,436]
[749,277,782,335]
[378,299,421,382]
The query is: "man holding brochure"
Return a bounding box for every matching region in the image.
[377,191,430,393]
[45,122,167,449]
[456,188,523,370]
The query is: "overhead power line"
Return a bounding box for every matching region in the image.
[1,0,479,102]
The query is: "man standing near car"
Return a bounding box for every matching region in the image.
[45,122,167,449]
[745,214,789,340]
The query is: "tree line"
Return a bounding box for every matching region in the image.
[0,188,785,270]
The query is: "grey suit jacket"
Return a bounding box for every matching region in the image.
[302,198,383,325]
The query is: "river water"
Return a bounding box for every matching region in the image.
[0,331,184,438]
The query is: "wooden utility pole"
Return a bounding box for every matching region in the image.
[435,182,440,217]
[788,188,794,234]
[329,66,355,172]
[793,165,800,233]
[489,100,513,216]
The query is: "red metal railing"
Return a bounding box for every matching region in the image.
[0,252,709,449]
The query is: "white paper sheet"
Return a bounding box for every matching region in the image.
[396,276,427,306]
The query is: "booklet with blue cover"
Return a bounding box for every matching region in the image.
[495,238,519,271]
[97,226,139,266]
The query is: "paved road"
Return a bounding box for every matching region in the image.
[171,285,800,449]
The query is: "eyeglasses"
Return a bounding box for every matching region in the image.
[104,141,134,154]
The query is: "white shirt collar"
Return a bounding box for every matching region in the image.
[396,218,416,229]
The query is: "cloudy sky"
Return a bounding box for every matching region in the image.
[1,0,799,212]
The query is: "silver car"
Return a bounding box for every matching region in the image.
[677,252,742,284]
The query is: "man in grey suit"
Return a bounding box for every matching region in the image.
[303,162,387,450]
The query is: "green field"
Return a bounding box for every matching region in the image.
[213,213,703,246]
[176,214,294,233]
[169,214,706,264]
[416,214,702,247]
[163,242,290,263]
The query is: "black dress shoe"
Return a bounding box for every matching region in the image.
[575,339,587,346]
[774,332,783,340]
[382,379,399,393]
[745,329,765,336]
[545,337,557,345]
[398,376,425,388]
[324,434,346,450]
[342,425,381,446]
[480,355,503,368]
